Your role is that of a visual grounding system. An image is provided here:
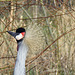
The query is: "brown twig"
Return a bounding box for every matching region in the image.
[0,41,4,46]
[18,12,74,20]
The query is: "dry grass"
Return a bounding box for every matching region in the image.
[0,1,75,75]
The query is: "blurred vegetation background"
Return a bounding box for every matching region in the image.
[0,0,75,75]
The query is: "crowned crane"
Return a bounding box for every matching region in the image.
[7,24,45,75]
[7,28,28,75]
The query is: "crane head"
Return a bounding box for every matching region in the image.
[7,28,26,42]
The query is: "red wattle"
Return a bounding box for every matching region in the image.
[21,32,25,37]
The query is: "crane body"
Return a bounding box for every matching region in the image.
[7,28,27,75]
[7,26,44,75]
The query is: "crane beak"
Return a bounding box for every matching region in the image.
[7,31,19,38]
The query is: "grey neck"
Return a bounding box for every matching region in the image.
[14,40,28,75]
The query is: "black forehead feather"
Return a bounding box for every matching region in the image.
[16,28,25,33]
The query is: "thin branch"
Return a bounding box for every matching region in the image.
[17,12,75,20]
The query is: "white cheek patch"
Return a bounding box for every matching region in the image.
[16,33,23,40]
